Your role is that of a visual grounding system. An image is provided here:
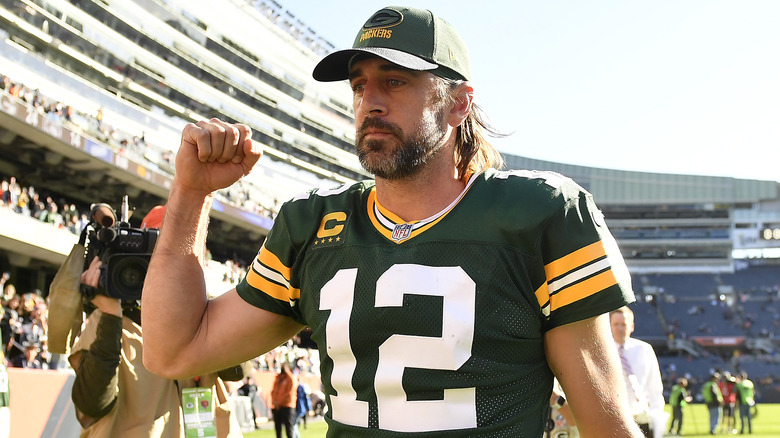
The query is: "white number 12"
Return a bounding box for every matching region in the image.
[320,264,478,432]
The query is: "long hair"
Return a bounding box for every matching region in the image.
[436,78,507,180]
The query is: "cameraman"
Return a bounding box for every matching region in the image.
[68,206,247,437]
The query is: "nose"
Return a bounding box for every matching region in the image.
[355,81,387,117]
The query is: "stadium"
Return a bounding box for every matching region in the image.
[0,0,778,435]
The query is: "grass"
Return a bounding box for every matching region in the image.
[661,403,778,437]
[244,418,328,438]
[243,404,780,437]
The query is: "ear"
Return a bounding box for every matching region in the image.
[448,82,474,127]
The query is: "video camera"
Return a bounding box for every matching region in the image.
[81,196,158,302]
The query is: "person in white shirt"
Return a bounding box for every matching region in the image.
[610,306,667,438]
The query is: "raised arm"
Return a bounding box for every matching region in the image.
[141,119,303,379]
[545,314,644,438]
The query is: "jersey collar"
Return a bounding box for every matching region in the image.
[366,172,480,244]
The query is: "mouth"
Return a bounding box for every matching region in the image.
[358,118,401,144]
[361,129,393,140]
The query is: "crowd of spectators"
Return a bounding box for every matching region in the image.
[1,72,284,221]
[0,272,60,370]
[0,70,307,382]
[1,175,90,236]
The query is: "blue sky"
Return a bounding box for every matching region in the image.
[280,1,779,182]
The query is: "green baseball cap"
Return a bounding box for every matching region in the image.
[313,6,471,82]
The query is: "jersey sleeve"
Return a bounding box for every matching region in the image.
[536,184,635,329]
[235,200,306,325]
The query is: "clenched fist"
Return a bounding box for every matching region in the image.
[174,118,262,195]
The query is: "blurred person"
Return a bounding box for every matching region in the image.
[668,377,692,435]
[140,204,166,229]
[0,295,13,357]
[0,276,14,303]
[19,299,47,351]
[62,203,79,226]
[270,362,297,438]
[67,213,82,234]
[10,341,42,369]
[736,371,755,434]
[4,177,19,211]
[2,296,23,363]
[37,335,59,370]
[0,180,8,207]
[0,327,8,438]
[15,187,29,215]
[295,377,312,434]
[236,375,262,428]
[29,191,44,219]
[702,372,724,435]
[610,306,666,438]
[1,294,20,339]
[68,206,247,437]
[719,371,737,434]
[19,292,41,323]
[141,5,641,437]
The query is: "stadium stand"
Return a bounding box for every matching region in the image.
[1,0,780,435]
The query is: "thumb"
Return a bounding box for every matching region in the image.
[238,137,263,176]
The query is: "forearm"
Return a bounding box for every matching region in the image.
[546,315,643,438]
[71,313,122,419]
[141,184,214,376]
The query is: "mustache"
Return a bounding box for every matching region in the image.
[357,117,403,143]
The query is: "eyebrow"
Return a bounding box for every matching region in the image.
[348,63,421,81]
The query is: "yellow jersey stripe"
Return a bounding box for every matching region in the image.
[548,258,612,294]
[256,243,292,283]
[550,270,618,311]
[245,270,288,301]
[534,281,550,309]
[373,190,406,224]
[245,244,301,301]
[366,173,479,244]
[544,241,605,281]
[367,189,394,240]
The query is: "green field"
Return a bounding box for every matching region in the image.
[243,404,780,437]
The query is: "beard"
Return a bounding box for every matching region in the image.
[355,106,448,180]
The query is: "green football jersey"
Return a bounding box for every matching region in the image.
[237,168,634,437]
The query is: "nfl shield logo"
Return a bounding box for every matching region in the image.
[391,223,414,242]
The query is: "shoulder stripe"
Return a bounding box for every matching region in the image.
[548,257,611,293]
[551,270,617,311]
[540,241,619,313]
[246,269,301,301]
[545,241,605,281]
[244,245,301,302]
[257,243,291,282]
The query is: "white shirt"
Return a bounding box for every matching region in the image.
[616,337,666,437]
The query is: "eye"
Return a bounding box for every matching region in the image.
[350,81,365,94]
[388,78,404,87]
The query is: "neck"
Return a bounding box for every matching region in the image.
[374,144,466,222]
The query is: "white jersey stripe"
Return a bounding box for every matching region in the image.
[253,258,291,289]
[548,257,611,295]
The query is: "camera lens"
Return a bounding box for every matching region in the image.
[106,254,150,301]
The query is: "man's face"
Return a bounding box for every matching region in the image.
[610,312,634,344]
[349,57,450,180]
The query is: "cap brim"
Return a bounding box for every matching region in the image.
[313,47,438,82]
